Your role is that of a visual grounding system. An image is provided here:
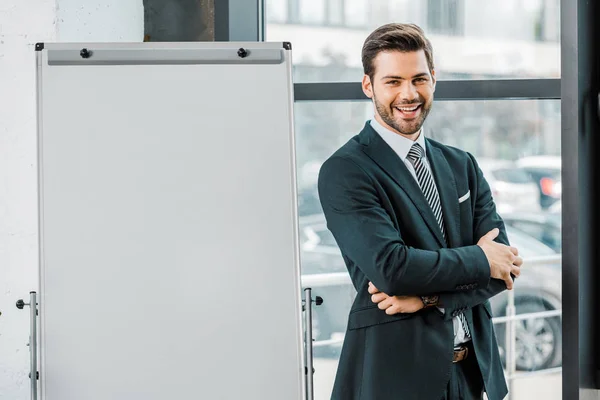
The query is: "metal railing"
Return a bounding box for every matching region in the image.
[301,254,563,399]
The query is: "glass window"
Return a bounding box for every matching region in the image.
[296,100,561,399]
[427,0,464,35]
[502,216,562,253]
[265,0,288,23]
[492,168,535,184]
[505,226,556,257]
[299,0,326,24]
[266,0,560,82]
[343,0,368,28]
[327,0,343,25]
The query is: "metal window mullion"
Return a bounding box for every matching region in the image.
[293,79,561,102]
[226,0,263,41]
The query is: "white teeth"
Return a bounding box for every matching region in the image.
[396,105,420,112]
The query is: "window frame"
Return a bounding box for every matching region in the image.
[225,0,591,396]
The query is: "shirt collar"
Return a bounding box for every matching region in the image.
[369,117,427,162]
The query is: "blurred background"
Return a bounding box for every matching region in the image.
[265,1,562,399]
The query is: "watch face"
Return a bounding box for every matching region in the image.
[423,296,438,306]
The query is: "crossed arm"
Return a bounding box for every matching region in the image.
[367,156,524,317]
[370,227,524,317]
[318,154,523,317]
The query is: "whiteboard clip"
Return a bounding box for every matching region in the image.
[80,48,93,59]
[301,295,323,311]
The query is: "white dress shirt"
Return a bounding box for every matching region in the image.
[369,117,470,346]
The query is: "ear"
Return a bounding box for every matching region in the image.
[431,69,436,92]
[362,75,373,99]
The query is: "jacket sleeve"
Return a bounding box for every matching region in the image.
[437,153,511,319]
[318,155,491,296]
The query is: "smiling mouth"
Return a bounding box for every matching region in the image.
[394,104,422,119]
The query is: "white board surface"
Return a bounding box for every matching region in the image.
[36,42,304,400]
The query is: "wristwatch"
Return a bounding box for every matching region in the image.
[420,295,439,308]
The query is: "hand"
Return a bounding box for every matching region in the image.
[368,282,424,315]
[477,228,523,290]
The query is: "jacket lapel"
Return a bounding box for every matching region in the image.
[426,142,461,248]
[360,124,446,248]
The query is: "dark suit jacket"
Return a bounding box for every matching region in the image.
[317,122,510,400]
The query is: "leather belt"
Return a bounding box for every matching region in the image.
[453,345,470,363]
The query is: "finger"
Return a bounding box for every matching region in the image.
[377,297,394,310]
[371,292,388,304]
[368,282,379,294]
[385,306,399,315]
[484,228,500,241]
[509,246,519,256]
[511,264,521,278]
[504,273,513,290]
[513,256,523,267]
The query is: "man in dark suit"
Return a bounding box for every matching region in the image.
[318,23,524,400]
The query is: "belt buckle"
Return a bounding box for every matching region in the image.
[452,346,469,363]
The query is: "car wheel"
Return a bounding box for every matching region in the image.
[495,299,561,371]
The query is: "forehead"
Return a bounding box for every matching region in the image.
[372,50,431,79]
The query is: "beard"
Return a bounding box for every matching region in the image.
[373,92,432,136]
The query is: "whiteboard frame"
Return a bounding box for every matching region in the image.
[35,41,305,400]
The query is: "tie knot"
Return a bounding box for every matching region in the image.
[407,143,424,163]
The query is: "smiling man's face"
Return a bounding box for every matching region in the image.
[362,49,436,139]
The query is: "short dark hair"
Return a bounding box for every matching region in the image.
[361,23,434,79]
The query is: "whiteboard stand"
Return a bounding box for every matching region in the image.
[304,289,314,400]
[17,289,324,400]
[303,288,323,400]
[33,41,310,400]
[16,292,39,400]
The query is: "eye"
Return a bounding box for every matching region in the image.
[386,80,399,85]
[414,78,427,83]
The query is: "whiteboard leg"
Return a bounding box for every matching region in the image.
[17,292,38,400]
[303,289,323,400]
[304,288,315,400]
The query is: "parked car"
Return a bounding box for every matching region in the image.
[500,211,561,252]
[516,156,562,209]
[548,200,561,213]
[488,225,561,371]
[476,158,542,213]
[299,216,562,371]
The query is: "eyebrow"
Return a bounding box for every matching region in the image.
[381,73,430,81]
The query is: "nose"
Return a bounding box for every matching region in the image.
[398,81,418,103]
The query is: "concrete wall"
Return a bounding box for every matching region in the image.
[0,1,143,398]
[56,0,144,41]
[1,2,56,398]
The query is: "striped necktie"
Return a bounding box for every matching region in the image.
[406,142,471,339]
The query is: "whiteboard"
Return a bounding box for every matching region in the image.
[35,42,305,400]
